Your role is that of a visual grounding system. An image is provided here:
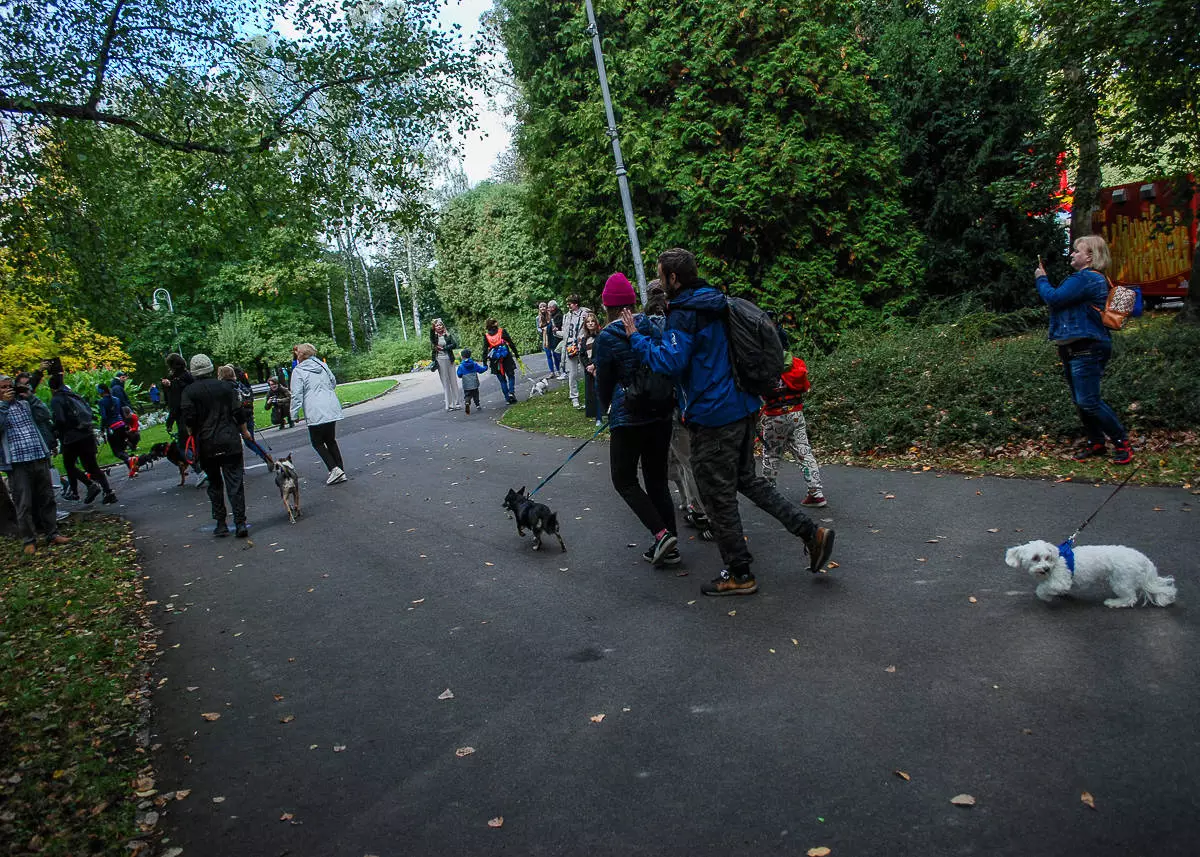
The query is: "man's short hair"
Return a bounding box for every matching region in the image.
[657,249,698,287]
[567,294,581,305]
[166,353,186,372]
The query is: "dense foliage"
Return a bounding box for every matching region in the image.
[498,0,923,346]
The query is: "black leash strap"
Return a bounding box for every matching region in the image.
[1068,464,1142,542]
[527,421,609,498]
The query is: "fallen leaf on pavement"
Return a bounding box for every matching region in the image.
[827,560,840,568]
[333,745,346,752]
[950,794,976,807]
[894,770,911,781]
[884,494,895,500]
[438,688,454,700]
[926,539,940,543]
[279,714,295,724]
[212,796,225,804]
[273,694,284,702]
[792,639,799,646]
[280,812,294,821]
[1081,791,1096,809]
[885,665,897,673]
[807,848,832,857]
[487,816,504,828]
[411,598,425,604]
[456,747,476,757]
[484,562,494,567]
[986,528,999,533]
[173,789,191,800]
[590,714,605,723]
[727,610,736,617]
[201,712,220,721]
[968,596,978,604]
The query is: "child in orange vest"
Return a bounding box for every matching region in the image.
[759,356,826,507]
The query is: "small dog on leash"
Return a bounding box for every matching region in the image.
[529,377,551,397]
[273,454,301,523]
[1005,539,1176,608]
[502,487,565,551]
[148,441,191,486]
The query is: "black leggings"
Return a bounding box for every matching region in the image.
[308,422,343,472]
[609,420,676,536]
[61,437,111,494]
[107,427,131,463]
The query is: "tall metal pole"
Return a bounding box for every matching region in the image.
[152,288,182,357]
[584,0,648,302]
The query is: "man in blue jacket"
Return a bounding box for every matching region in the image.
[624,248,834,596]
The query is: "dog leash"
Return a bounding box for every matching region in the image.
[1059,464,1142,575]
[527,421,610,498]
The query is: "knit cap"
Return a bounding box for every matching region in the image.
[189,353,215,377]
[601,272,636,308]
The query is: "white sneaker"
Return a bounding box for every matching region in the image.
[326,467,344,485]
[333,471,348,484]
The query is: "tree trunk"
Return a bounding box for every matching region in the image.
[406,232,421,336]
[326,284,338,345]
[393,271,409,339]
[1066,66,1101,246]
[343,270,358,352]
[358,250,378,333]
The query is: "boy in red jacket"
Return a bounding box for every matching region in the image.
[759,356,826,507]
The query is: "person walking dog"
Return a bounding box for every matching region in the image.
[1035,235,1133,465]
[182,354,251,538]
[0,373,68,554]
[290,343,347,484]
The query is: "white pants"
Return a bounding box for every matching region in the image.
[436,354,462,409]
[565,354,583,404]
[760,409,823,493]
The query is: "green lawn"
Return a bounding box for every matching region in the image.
[0,516,148,855]
[51,379,399,473]
[499,385,602,439]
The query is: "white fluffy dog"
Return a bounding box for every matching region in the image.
[1005,539,1176,608]
[529,377,550,397]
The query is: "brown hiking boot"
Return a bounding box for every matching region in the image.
[806,527,836,573]
[701,569,758,596]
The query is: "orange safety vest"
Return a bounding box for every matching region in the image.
[485,328,506,350]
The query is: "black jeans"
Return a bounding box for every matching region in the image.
[200,452,246,526]
[609,420,676,537]
[464,388,480,408]
[688,415,817,573]
[308,422,343,472]
[61,437,111,494]
[106,426,131,463]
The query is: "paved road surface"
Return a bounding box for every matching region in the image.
[109,371,1198,856]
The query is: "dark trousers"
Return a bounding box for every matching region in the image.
[8,458,59,545]
[201,452,246,525]
[61,437,111,494]
[609,420,676,537]
[464,388,481,408]
[689,415,817,573]
[1059,342,1126,444]
[308,422,343,472]
[584,373,599,419]
[106,426,131,463]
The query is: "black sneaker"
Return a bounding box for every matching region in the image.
[660,547,682,566]
[1073,442,1106,461]
[235,524,249,538]
[648,532,678,565]
[805,527,835,573]
[213,521,230,538]
[701,569,758,596]
[62,490,80,502]
[1111,439,1133,465]
[102,492,118,505]
[84,482,102,504]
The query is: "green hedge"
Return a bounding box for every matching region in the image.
[805,314,1200,453]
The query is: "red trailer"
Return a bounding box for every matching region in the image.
[1092,177,1196,305]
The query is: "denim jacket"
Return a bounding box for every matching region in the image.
[1037,268,1111,344]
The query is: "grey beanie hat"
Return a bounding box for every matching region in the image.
[189,353,215,377]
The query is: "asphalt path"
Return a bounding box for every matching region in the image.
[110,370,1199,857]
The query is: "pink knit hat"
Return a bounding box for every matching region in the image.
[601,272,637,308]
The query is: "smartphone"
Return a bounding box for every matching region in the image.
[1037,254,1043,267]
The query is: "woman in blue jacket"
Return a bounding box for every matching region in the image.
[593,273,679,567]
[1035,235,1131,465]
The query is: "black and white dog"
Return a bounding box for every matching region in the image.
[273,454,302,523]
[502,486,565,552]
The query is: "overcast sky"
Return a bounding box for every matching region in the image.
[439,0,511,185]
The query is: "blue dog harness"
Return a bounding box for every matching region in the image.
[1057,538,1076,577]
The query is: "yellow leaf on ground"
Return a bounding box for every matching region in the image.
[807,848,832,857]
[968,596,978,604]
[1081,791,1096,809]
[894,770,911,781]
[173,789,191,800]
[200,712,220,721]
[590,713,605,723]
[456,747,476,757]
[827,560,840,568]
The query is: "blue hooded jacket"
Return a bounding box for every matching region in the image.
[1036,268,1111,344]
[594,316,664,428]
[629,281,761,427]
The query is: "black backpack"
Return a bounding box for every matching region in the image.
[724,296,788,396]
[623,363,676,420]
[62,392,95,432]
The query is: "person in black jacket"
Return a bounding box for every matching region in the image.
[162,353,193,439]
[181,353,251,538]
[48,376,115,504]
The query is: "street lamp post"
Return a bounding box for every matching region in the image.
[151,288,183,357]
[584,0,648,302]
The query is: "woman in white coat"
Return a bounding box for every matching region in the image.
[289,343,347,484]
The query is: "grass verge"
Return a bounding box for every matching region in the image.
[0,515,157,856]
[335,378,397,406]
[498,386,601,439]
